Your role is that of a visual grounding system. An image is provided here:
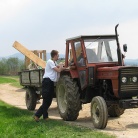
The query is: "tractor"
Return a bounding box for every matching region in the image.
[56,24,138,129]
[19,24,138,129]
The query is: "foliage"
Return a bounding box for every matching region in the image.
[0,57,25,75]
[0,100,115,138]
[0,58,8,75]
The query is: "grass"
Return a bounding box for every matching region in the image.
[0,76,116,138]
[0,76,22,88]
[0,100,115,138]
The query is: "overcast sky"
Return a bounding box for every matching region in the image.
[1,0,138,59]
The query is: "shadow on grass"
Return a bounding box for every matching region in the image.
[0,104,31,118]
[0,103,89,134]
[0,100,115,138]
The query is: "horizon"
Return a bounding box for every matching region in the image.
[1,52,138,61]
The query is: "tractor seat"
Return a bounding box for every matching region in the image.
[86,49,99,63]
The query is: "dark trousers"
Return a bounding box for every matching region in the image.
[35,78,54,119]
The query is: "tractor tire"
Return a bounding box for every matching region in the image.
[91,96,108,129]
[108,105,125,117]
[25,87,37,110]
[56,75,81,121]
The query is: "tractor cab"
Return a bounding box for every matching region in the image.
[56,25,138,129]
[65,35,123,89]
[66,35,121,65]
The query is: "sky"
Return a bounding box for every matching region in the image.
[1,0,138,59]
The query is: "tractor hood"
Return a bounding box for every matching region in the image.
[97,66,136,80]
[97,66,125,72]
[97,66,138,98]
[97,66,138,72]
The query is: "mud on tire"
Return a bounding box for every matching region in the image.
[56,75,81,121]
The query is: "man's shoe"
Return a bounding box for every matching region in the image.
[44,117,49,121]
[33,116,39,122]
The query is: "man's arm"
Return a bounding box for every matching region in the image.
[53,65,65,73]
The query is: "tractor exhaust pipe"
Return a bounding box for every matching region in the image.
[115,24,122,66]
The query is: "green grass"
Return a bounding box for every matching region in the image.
[0,76,115,138]
[0,76,22,88]
[0,100,115,138]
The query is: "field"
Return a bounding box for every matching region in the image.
[0,76,21,88]
[0,76,115,138]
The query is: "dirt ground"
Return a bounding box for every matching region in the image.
[0,84,138,138]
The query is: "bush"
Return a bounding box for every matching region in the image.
[0,57,25,75]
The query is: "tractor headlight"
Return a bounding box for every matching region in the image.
[132,76,137,83]
[122,77,127,83]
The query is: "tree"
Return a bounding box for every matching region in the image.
[0,58,8,75]
[0,57,25,75]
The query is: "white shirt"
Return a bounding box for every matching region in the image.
[43,59,58,82]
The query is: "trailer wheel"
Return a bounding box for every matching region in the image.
[108,105,125,117]
[91,96,108,129]
[25,88,37,110]
[56,75,81,121]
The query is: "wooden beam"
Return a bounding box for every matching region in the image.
[43,50,46,61]
[25,56,30,68]
[13,41,46,68]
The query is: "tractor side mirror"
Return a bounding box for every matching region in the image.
[123,44,127,52]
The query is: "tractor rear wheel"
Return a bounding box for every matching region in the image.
[56,75,81,121]
[25,87,37,110]
[108,105,125,117]
[91,96,108,129]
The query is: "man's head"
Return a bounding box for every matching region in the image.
[51,50,59,61]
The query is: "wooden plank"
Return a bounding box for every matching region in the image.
[13,41,46,68]
[43,50,46,61]
[25,56,30,68]
[25,50,46,69]
[40,52,42,59]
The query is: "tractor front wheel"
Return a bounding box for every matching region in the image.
[91,96,108,129]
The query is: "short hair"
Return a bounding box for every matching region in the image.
[51,50,58,58]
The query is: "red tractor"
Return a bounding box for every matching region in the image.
[56,24,138,129]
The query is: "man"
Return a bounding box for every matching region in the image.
[34,50,65,121]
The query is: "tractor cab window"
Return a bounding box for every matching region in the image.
[85,42,99,63]
[84,39,118,63]
[74,42,86,66]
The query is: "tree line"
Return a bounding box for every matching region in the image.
[0,57,25,75]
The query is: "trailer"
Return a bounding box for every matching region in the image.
[19,69,44,110]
